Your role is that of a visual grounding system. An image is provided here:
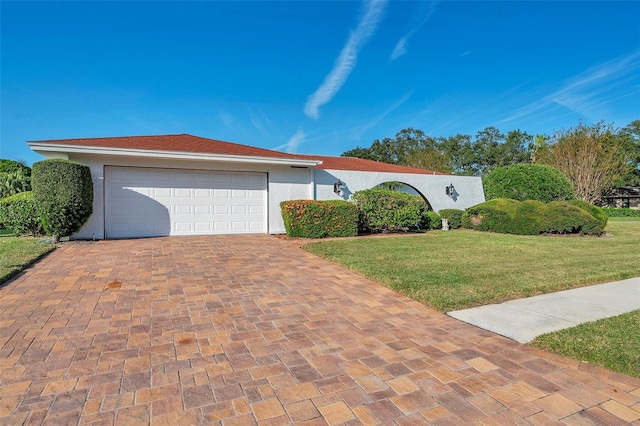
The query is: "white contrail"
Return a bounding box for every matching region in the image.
[390,0,439,61]
[274,127,306,153]
[497,49,640,124]
[304,0,387,120]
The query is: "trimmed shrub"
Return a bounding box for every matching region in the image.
[32,159,93,240]
[602,208,640,217]
[463,198,605,236]
[280,200,358,238]
[566,200,608,229]
[438,209,464,229]
[352,189,425,233]
[421,211,442,230]
[0,170,31,199]
[483,163,575,202]
[0,191,44,235]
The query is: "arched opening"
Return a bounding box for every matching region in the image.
[374,181,434,211]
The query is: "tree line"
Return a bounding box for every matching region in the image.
[342,120,640,203]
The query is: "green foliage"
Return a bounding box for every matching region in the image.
[352,189,425,233]
[602,207,640,217]
[32,159,93,239]
[0,192,44,235]
[438,209,464,229]
[280,200,358,238]
[421,211,442,230]
[566,200,607,229]
[342,126,533,176]
[463,198,605,235]
[0,159,31,175]
[483,163,575,202]
[0,170,32,199]
[537,120,631,204]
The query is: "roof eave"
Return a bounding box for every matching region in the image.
[28,143,321,167]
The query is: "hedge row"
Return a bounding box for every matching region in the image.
[602,208,640,217]
[0,191,44,235]
[463,198,605,236]
[280,200,358,238]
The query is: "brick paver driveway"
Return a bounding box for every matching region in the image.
[1,235,639,425]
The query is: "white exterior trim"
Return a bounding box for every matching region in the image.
[28,142,321,167]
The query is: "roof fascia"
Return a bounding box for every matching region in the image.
[28,143,321,167]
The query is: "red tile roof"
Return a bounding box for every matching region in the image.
[30,134,449,175]
[304,155,449,176]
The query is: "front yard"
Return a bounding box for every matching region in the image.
[0,236,55,284]
[305,219,640,311]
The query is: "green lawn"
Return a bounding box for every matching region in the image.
[0,237,55,285]
[532,310,640,377]
[304,220,640,311]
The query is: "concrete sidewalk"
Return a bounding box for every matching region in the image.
[448,277,640,343]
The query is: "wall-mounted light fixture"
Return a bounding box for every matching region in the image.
[446,183,455,198]
[333,180,343,195]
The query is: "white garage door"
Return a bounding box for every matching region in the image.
[105,166,267,238]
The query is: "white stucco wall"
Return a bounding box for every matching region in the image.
[45,153,312,238]
[314,169,485,212]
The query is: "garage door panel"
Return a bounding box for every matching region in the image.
[105,167,267,238]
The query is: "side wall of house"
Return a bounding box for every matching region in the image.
[314,169,486,212]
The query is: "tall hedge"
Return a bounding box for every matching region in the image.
[483,163,575,202]
[280,200,358,238]
[32,159,93,240]
[0,191,44,235]
[352,189,425,233]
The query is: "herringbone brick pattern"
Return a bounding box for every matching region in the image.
[0,235,638,425]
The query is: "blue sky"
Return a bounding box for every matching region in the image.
[2,1,639,166]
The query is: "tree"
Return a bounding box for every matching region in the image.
[617,120,640,186]
[538,121,631,204]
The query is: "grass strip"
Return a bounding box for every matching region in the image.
[0,237,55,285]
[532,310,640,378]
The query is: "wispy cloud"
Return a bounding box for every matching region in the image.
[497,49,640,125]
[304,0,387,120]
[273,127,305,153]
[390,36,409,61]
[390,0,439,61]
[351,89,414,139]
[219,112,237,131]
[247,107,271,134]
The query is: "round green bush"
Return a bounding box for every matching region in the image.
[463,198,604,235]
[32,159,93,239]
[0,191,44,235]
[438,209,464,229]
[352,189,425,233]
[483,163,575,203]
[421,211,442,230]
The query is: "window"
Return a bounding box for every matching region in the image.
[622,198,630,208]
[607,198,615,207]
